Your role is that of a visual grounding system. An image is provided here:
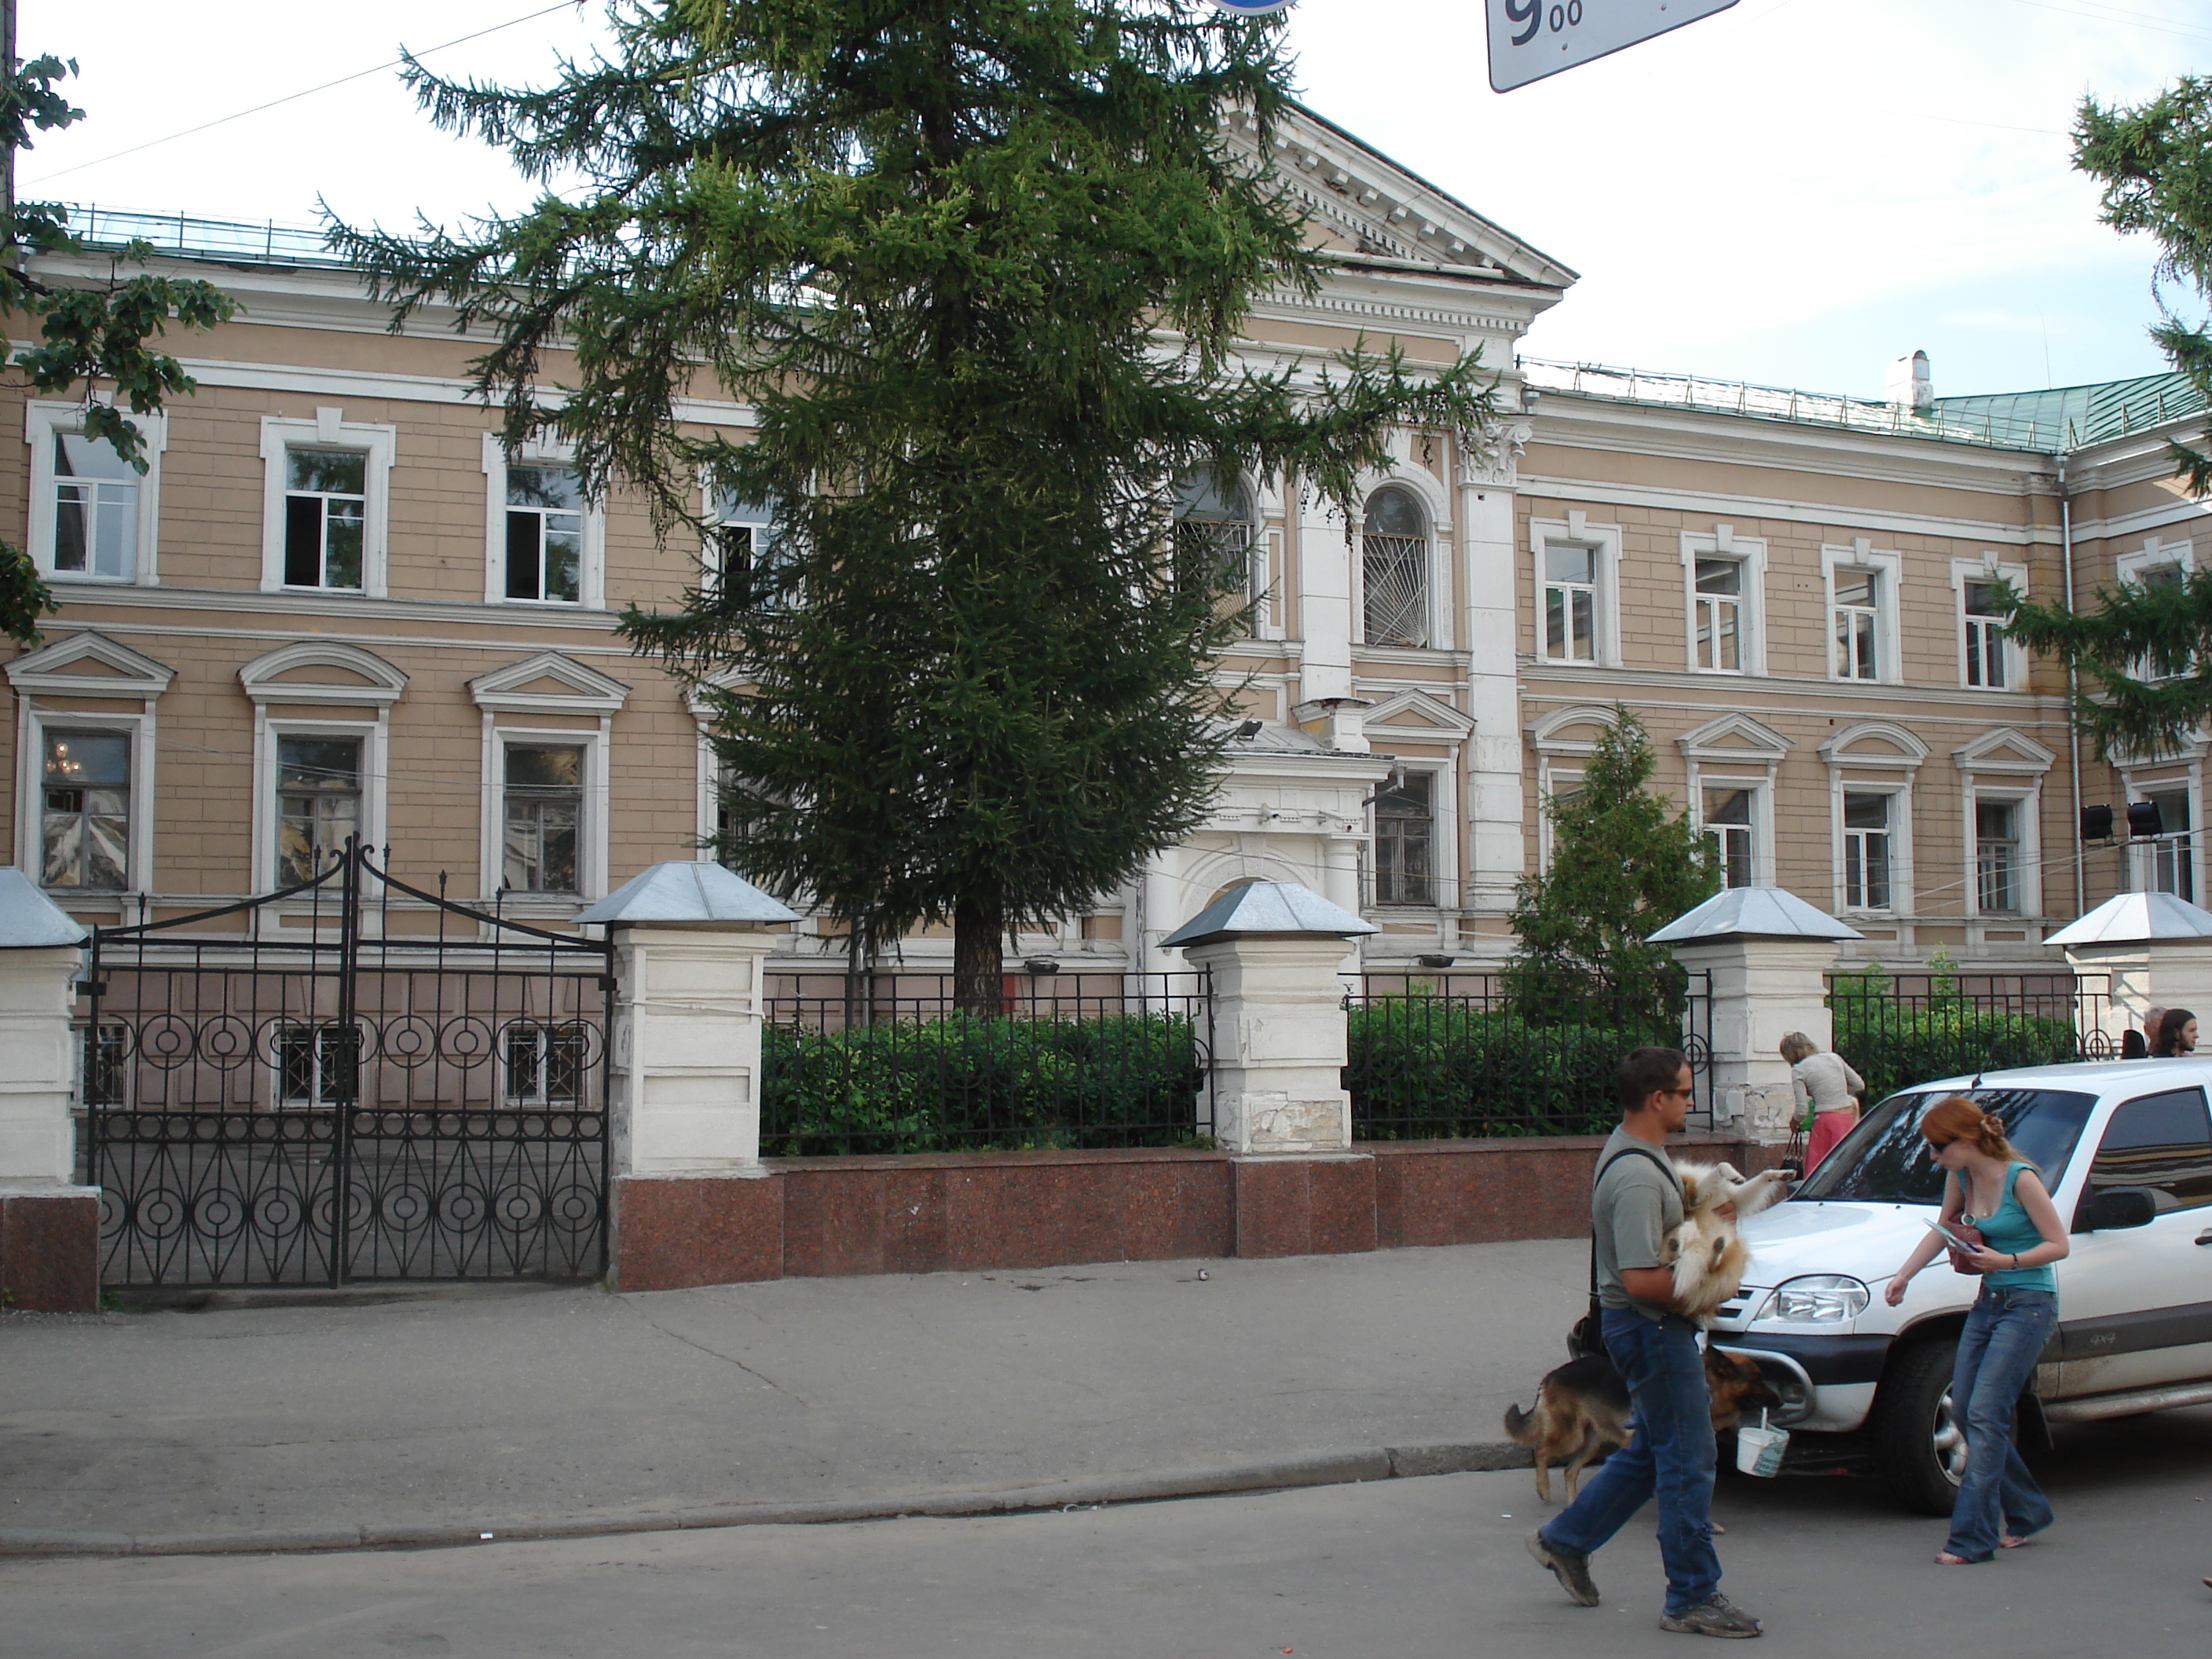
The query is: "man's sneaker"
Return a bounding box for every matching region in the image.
[1524,1530,1599,1606]
[1658,1595,1763,1638]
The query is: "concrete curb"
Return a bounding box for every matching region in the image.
[0,1440,1534,1558]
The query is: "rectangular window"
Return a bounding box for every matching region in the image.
[504,465,584,602]
[277,1022,358,1108]
[1963,580,2007,690]
[707,489,788,604]
[505,1021,588,1105]
[276,736,363,887]
[1842,791,1892,910]
[503,745,584,893]
[2148,789,2194,903]
[1693,558,1743,672]
[282,449,366,590]
[1542,543,1597,662]
[51,431,137,580]
[1374,771,1434,906]
[2135,565,2190,680]
[1976,798,2020,914]
[41,730,130,891]
[1703,788,1754,888]
[1833,568,1881,680]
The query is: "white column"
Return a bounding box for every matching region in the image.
[1298,477,1355,703]
[0,943,87,1184]
[1165,880,1375,1155]
[578,861,799,1177]
[1668,936,1840,1142]
[607,924,779,1174]
[1458,422,1532,919]
[2062,938,2212,1053]
[1181,935,1357,1154]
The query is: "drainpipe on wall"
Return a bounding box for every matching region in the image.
[2059,455,2085,917]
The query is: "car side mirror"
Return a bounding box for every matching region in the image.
[2073,1187,2156,1233]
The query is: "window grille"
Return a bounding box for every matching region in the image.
[1362,486,1428,646]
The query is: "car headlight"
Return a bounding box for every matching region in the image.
[1752,1275,1870,1324]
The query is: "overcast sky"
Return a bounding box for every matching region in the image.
[20,0,2210,401]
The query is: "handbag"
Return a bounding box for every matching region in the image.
[1568,1142,1682,1361]
[1943,1218,1989,1276]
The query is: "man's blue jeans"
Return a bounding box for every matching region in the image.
[1539,1309,1721,1617]
[1945,1284,2057,1562]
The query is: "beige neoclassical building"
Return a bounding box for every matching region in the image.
[6,107,2207,977]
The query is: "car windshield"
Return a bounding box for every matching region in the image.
[1793,1087,2098,1203]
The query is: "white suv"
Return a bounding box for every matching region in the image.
[1707,1058,2212,1513]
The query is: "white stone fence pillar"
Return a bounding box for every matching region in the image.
[0,868,101,1310]
[577,862,798,1176]
[1653,887,1862,1144]
[1163,879,1376,1155]
[2045,890,2212,1055]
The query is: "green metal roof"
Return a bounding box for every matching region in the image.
[1931,372,2208,452]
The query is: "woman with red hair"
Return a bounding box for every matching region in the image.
[1882,1095,2070,1565]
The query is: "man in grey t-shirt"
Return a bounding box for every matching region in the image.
[1526,1047,1763,1640]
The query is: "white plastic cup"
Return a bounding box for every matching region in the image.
[1735,1409,1789,1478]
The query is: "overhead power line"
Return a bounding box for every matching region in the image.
[23,2,581,189]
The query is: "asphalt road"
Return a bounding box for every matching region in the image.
[7,1410,2209,1658]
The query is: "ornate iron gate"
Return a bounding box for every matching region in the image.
[81,843,612,1286]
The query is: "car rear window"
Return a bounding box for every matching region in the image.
[1793,1087,2097,1203]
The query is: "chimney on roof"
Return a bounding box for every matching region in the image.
[1887,350,1933,415]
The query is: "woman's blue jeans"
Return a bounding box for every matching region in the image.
[1945,1284,2057,1562]
[1539,1309,1722,1617]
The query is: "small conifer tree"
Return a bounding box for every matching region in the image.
[1508,706,1719,1027]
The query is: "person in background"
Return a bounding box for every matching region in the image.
[2144,1006,2166,1050]
[1883,1096,2068,1565]
[2122,1029,2150,1060]
[2153,1008,2198,1058]
[1781,1032,1863,1173]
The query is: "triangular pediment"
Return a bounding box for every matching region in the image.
[240,642,407,707]
[5,630,174,697]
[1954,727,2057,775]
[1678,712,1791,764]
[470,650,631,713]
[1363,687,1476,742]
[1226,102,1576,291]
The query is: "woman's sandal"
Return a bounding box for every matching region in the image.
[1998,1535,2029,1550]
[1934,1552,1975,1566]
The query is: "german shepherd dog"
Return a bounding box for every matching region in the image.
[1503,1348,1779,1503]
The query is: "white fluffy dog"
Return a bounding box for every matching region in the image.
[1661,1161,1792,1324]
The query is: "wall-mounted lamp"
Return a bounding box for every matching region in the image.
[2080,804,2114,842]
[1234,719,1263,739]
[2127,800,2166,838]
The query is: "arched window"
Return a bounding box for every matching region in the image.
[1362,485,1428,646]
[1173,467,1256,602]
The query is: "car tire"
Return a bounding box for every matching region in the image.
[1873,1336,1968,1516]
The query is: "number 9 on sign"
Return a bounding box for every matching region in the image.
[1488,0,1738,93]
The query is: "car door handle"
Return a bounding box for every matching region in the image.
[2197,1229,2212,1246]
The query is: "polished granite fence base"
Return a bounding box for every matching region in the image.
[0,1187,101,1312]
[611,1134,1792,1291]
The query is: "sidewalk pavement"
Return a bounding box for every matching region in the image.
[0,1240,1585,1555]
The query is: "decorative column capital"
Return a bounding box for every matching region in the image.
[1458,419,1533,489]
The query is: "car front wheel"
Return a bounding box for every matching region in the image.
[1873,1336,1968,1515]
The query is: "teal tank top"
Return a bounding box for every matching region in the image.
[1967,1162,2056,1293]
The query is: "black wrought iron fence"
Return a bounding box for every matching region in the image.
[1345,970,1713,1140]
[79,844,611,1286]
[760,971,1210,1155]
[1825,969,2115,1105]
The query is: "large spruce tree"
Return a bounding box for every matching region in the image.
[335,0,1500,1009]
[2003,77,2212,756]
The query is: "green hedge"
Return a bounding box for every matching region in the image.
[760,1011,1203,1155]
[1829,1001,2084,1106]
[1344,996,1675,1139]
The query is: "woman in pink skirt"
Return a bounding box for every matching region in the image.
[1782,1032,1864,1171]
